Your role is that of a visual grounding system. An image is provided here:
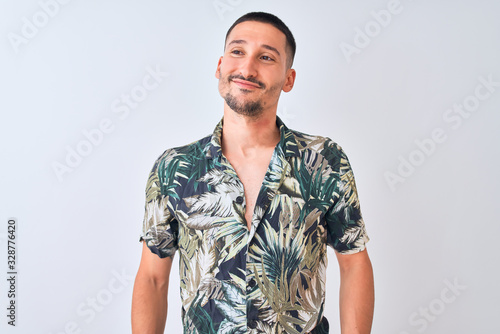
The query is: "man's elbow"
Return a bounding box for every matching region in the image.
[135,267,170,294]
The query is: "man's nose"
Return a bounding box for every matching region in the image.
[238,57,258,79]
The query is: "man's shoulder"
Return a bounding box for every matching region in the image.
[288,128,347,163]
[150,133,213,170]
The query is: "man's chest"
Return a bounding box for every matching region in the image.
[232,155,269,229]
[225,152,274,229]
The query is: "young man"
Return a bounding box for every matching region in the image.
[132,12,374,334]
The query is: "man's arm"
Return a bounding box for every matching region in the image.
[335,248,374,334]
[131,241,173,334]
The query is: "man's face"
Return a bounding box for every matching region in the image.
[216,21,296,118]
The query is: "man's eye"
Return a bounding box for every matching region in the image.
[261,56,274,61]
[231,50,243,55]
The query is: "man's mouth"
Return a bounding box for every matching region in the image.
[229,75,264,89]
[232,79,261,89]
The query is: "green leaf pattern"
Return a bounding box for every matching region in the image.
[140,117,369,333]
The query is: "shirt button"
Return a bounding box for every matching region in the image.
[235,196,244,204]
[248,319,257,329]
[248,278,256,288]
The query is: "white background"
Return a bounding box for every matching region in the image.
[1,0,499,333]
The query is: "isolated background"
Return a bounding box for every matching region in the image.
[1,0,499,333]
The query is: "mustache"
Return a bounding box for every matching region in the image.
[228,74,265,89]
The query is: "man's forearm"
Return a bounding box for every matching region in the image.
[338,252,374,334]
[131,274,169,334]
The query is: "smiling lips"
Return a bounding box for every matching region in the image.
[232,78,262,89]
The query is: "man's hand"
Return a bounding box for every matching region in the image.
[131,241,173,334]
[335,248,374,334]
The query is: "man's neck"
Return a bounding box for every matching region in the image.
[221,110,280,159]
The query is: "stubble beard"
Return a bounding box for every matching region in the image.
[224,92,264,118]
[221,74,267,118]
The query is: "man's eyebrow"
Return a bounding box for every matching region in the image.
[261,44,281,57]
[227,39,247,47]
[227,39,281,57]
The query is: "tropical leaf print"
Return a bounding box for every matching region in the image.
[213,281,247,334]
[140,116,369,333]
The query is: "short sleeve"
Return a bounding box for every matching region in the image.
[139,151,179,258]
[325,144,369,254]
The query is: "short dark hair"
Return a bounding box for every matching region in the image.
[224,12,296,68]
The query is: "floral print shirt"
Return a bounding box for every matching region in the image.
[140,116,369,334]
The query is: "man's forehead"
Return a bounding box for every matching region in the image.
[225,21,287,51]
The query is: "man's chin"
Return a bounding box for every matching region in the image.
[224,94,263,117]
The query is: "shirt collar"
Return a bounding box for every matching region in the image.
[206,115,300,160]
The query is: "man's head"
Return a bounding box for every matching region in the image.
[224,12,296,69]
[216,12,297,119]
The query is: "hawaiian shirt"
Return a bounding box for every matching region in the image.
[139,116,369,334]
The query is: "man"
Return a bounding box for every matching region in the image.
[132,12,374,334]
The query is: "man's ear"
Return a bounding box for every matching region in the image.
[215,56,223,79]
[282,68,296,93]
